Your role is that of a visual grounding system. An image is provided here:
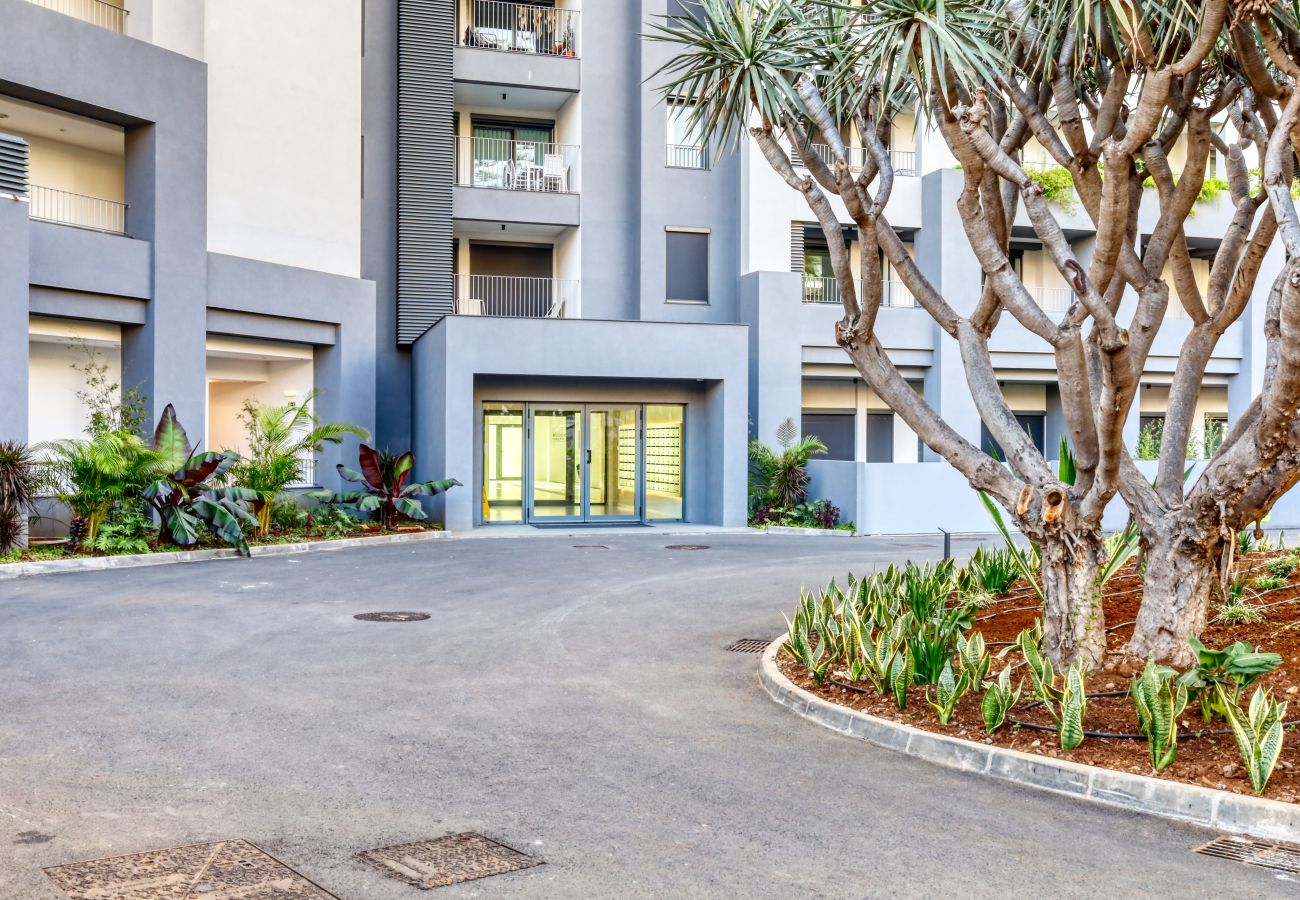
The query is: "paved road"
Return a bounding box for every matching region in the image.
[0,534,1292,898]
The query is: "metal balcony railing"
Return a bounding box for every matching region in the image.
[666,143,709,170]
[25,0,126,32]
[1026,286,1074,313]
[455,274,576,318]
[801,276,918,308]
[286,457,318,489]
[461,1,579,57]
[29,185,127,234]
[800,144,919,177]
[456,136,579,193]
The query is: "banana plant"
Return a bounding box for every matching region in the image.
[313,444,460,529]
[980,667,1022,734]
[925,660,972,725]
[1221,686,1288,795]
[1130,658,1188,771]
[141,405,258,556]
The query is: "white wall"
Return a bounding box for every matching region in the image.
[27,320,123,445]
[203,0,362,277]
[21,133,124,202]
[206,355,314,456]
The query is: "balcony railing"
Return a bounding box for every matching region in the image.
[456,136,579,193]
[800,144,919,177]
[454,274,576,318]
[666,143,709,170]
[461,1,579,58]
[1026,286,1074,313]
[287,457,318,489]
[29,185,127,234]
[801,276,917,308]
[25,0,126,32]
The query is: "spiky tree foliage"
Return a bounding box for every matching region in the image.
[0,441,38,553]
[749,417,829,510]
[654,0,1300,664]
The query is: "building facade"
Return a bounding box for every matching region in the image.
[0,0,1293,535]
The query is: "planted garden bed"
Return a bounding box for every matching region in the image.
[779,543,1300,802]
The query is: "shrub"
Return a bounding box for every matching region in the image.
[1265,555,1298,579]
[0,441,38,553]
[749,418,826,514]
[1025,165,1077,211]
[312,445,460,529]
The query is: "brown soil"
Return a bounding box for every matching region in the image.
[778,549,1300,802]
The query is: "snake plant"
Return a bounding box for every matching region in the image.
[980,667,1022,734]
[956,632,991,684]
[926,660,972,725]
[1130,658,1188,771]
[1221,686,1288,795]
[889,643,914,710]
[1057,663,1088,752]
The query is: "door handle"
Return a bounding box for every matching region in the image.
[586,449,592,464]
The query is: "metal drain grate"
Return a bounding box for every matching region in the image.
[573,545,609,550]
[1194,835,1300,874]
[357,833,541,889]
[665,544,710,551]
[45,839,338,899]
[727,638,774,653]
[353,612,431,622]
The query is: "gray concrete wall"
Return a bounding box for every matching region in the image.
[411,317,749,530]
[740,270,803,447]
[0,198,31,443]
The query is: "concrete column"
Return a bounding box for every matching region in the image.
[413,321,476,531]
[739,270,803,448]
[918,169,984,460]
[122,113,208,440]
[703,378,748,527]
[314,303,378,491]
[0,196,30,443]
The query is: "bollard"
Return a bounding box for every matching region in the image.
[938,526,952,561]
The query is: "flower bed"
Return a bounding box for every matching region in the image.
[779,545,1300,802]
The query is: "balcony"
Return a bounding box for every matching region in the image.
[453,136,580,227]
[801,276,917,308]
[454,274,575,318]
[1025,286,1074,313]
[666,143,709,170]
[25,0,126,32]
[30,184,127,234]
[460,1,579,57]
[801,145,919,177]
[454,1,581,101]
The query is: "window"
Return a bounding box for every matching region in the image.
[867,413,895,463]
[1204,415,1227,456]
[666,229,709,303]
[981,414,1046,459]
[802,413,854,461]
[666,100,708,169]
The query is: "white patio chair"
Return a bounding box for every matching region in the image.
[542,154,569,192]
[457,296,485,316]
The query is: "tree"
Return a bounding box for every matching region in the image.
[749,417,828,509]
[227,389,369,535]
[654,0,1300,665]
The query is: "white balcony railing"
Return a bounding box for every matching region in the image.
[29,185,127,234]
[1026,286,1075,313]
[801,144,919,177]
[456,136,579,193]
[455,274,575,318]
[461,1,579,57]
[287,457,318,490]
[666,143,709,170]
[25,0,126,32]
[801,276,917,308]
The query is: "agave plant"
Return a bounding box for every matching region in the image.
[1130,658,1188,772]
[141,405,258,555]
[314,445,460,529]
[0,440,38,553]
[1221,686,1288,795]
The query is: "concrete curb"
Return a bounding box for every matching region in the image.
[758,638,1300,842]
[763,525,856,538]
[0,529,452,581]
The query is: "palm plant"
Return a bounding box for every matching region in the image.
[40,430,163,542]
[0,441,38,552]
[749,418,827,511]
[227,389,368,535]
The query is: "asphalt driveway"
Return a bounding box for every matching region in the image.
[0,533,1293,898]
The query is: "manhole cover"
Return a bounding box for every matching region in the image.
[353,612,431,622]
[665,544,710,551]
[45,839,338,899]
[357,833,541,889]
[1194,835,1300,874]
[727,638,774,653]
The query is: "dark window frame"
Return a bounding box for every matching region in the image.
[665,228,710,304]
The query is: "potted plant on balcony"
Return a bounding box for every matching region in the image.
[561,24,576,57]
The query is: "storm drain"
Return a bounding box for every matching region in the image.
[573,544,609,550]
[353,612,431,622]
[665,544,710,551]
[357,833,541,889]
[44,839,338,899]
[1194,835,1300,875]
[727,638,774,653]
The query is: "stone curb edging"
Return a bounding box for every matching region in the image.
[763,525,857,538]
[0,530,452,581]
[758,637,1300,842]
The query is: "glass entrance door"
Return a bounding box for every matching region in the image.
[588,406,641,521]
[530,407,583,520]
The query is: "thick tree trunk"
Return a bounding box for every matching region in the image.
[1039,531,1108,667]
[1127,523,1220,665]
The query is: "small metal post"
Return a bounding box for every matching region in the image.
[938,526,952,561]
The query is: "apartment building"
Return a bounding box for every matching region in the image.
[0,0,1291,535]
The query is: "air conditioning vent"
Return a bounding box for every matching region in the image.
[0,132,30,199]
